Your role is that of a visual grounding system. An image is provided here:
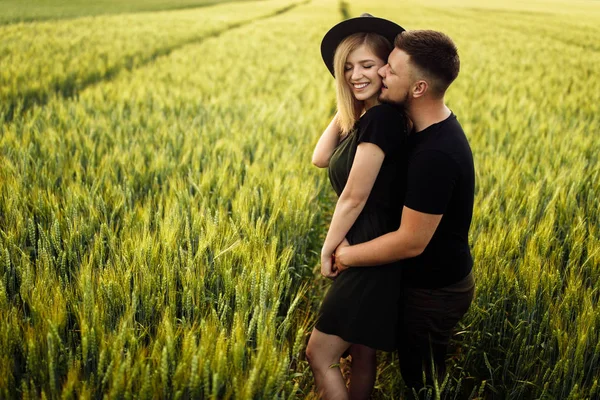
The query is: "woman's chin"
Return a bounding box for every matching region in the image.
[355,90,381,103]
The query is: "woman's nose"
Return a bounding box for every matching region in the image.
[351,67,362,80]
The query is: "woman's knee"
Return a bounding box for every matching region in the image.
[305,340,317,366]
[305,332,327,368]
[306,328,350,369]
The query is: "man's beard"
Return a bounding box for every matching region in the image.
[379,90,410,107]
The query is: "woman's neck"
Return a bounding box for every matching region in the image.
[363,96,380,111]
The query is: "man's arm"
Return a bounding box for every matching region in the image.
[334,206,442,268]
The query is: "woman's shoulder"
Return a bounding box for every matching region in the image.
[356,103,409,148]
[362,103,407,122]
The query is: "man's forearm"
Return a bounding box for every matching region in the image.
[337,229,422,267]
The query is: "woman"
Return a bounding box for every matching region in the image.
[306,14,409,399]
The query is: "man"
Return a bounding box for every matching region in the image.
[334,30,475,394]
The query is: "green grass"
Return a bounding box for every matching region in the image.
[0,0,599,398]
[0,0,306,123]
[0,0,338,397]
[0,0,260,24]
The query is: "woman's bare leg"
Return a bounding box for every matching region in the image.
[306,328,351,400]
[348,344,377,400]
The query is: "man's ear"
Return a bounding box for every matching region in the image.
[412,80,428,98]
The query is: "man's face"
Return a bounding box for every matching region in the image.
[378,48,412,106]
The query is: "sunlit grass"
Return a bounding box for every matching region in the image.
[0,0,598,398]
[0,0,262,24]
[0,0,338,397]
[0,0,305,122]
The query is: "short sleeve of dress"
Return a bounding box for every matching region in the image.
[404,150,458,214]
[356,104,406,155]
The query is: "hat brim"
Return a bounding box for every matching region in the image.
[321,16,405,77]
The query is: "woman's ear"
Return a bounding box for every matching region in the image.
[412,80,428,98]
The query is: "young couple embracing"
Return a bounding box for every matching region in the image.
[307,13,475,399]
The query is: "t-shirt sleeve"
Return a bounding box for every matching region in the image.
[404,150,458,214]
[356,105,405,155]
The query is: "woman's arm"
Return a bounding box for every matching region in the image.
[321,142,384,277]
[312,113,342,168]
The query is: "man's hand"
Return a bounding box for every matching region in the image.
[333,238,350,272]
[321,252,339,279]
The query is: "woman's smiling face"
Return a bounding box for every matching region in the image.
[344,44,386,106]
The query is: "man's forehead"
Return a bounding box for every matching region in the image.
[390,48,408,63]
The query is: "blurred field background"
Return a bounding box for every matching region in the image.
[0,0,598,398]
[0,0,261,24]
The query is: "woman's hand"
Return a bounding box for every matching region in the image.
[321,252,339,279]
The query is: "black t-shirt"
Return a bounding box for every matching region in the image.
[402,113,475,288]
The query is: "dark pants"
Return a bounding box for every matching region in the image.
[397,272,475,394]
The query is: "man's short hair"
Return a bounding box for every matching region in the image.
[394,30,460,96]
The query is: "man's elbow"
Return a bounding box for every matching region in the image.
[405,245,425,258]
[392,230,428,259]
[404,241,428,258]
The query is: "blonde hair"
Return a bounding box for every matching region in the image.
[333,33,393,134]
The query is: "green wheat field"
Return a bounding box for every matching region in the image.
[1,0,599,398]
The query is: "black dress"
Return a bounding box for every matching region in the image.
[315,103,409,351]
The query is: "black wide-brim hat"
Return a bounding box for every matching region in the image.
[321,14,405,77]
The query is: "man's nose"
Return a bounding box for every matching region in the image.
[378,64,387,78]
